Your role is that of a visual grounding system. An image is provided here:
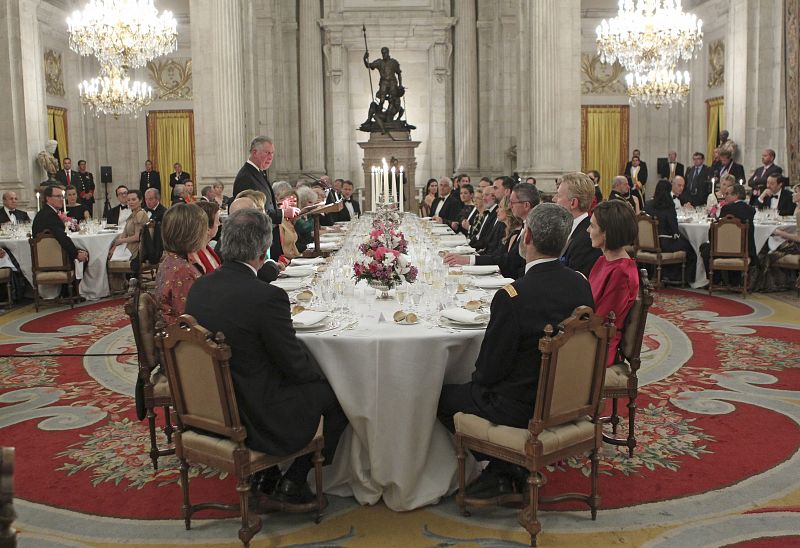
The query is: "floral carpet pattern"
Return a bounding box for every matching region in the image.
[1,289,799,547]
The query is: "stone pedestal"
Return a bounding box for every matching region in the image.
[358,131,420,213]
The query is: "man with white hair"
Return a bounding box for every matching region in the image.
[431,177,463,229]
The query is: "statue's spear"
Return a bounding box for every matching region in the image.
[362,25,375,102]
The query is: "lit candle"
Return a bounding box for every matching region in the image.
[382,159,389,203]
[36,191,40,212]
[399,166,405,213]
[371,166,377,211]
[391,166,396,203]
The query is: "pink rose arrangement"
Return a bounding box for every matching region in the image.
[58,211,79,232]
[353,246,418,287]
[360,226,408,255]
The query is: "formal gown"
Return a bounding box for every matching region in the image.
[588,256,640,364]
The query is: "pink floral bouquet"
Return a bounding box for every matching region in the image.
[360,226,408,255]
[353,246,418,288]
[58,211,79,232]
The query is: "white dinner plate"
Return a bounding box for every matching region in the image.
[439,318,488,330]
[294,318,340,333]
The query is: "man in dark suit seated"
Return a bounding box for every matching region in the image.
[215,196,282,283]
[185,209,348,504]
[431,177,463,230]
[609,175,643,213]
[700,184,757,286]
[681,152,713,207]
[143,189,167,223]
[139,160,161,195]
[437,203,595,497]
[757,175,795,216]
[0,191,31,225]
[554,172,603,277]
[32,186,89,265]
[335,180,361,222]
[105,186,129,225]
[469,190,498,250]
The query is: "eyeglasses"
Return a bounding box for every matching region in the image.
[52,194,64,199]
[509,200,530,205]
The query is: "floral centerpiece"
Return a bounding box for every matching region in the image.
[58,211,79,232]
[353,247,418,297]
[360,225,408,255]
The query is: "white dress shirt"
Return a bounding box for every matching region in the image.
[3,207,18,224]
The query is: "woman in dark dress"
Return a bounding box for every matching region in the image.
[65,186,91,221]
[644,179,697,284]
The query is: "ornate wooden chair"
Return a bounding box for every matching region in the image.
[601,269,654,457]
[708,215,750,297]
[28,230,79,311]
[0,268,12,307]
[138,220,161,281]
[633,213,686,288]
[124,278,174,470]
[773,253,799,296]
[0,447,16,548]
[453,306,614,547]
[156,315,327,547]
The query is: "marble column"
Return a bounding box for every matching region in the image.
[453,0,478,174]
[298,0,325,173]
[190,0,246,184]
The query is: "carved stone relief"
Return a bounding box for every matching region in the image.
[707,39,724,88]
[581,53,625,95]
[44,49,65,97]
[146,58,193,100]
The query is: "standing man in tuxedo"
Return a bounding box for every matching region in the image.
[431,177,463,229]
[0,191,30,224]
[232,136,300,261]
[758,174,795,216]
[658,150,685,181]
[75,160,95,213]
[55,157,79,189]
[747,149,782,206]
[143,188,167,223]
[554,172,602,277]
[682,152,712,207]
[32,186,89,264]
[716,150,745,185]
[106,185,130,225]
[139,160,161,196]
[624,149,648,189]
[335,180,360,222]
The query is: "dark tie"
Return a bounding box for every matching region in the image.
[8,210,15,214]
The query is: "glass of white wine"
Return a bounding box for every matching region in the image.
[395,284,407,305]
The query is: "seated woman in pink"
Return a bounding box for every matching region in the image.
[154,203,207,325]
[587,200,640,364]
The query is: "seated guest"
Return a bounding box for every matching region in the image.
[185,209,349,503]
[644,179,697,284]
[190,201,222,273]
[32,185,89,264]
[587,170,603,210]
[336,180,361,222]
[106,185,130,225]
[587,200,640,364]
[707,174,736,215]
[754,184,800,291]
[0,191,31,224]
[555,172,602,277]
[217,196,283,283]
[107,189,150,271]
[154,203,206,325]
[294,185,317,250]
[609,175,643,214]
[199,185,216,203]
[431,177,463,230]
[437,203,594,497]
[419,178,438,217]
[65,186,91,221]
[171,184,186,204]
[469,187,499,249]
[757,174,795,216]
[462,187,485,239]
[182,181,196,204]
[670,176,691,211]
[144,188,167,223]
[212,181,230,209]
[477,195,509,257]
[274,185,301,260]
[456,184,476,234]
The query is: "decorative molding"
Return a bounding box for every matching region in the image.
[44,49,65,97]
[707,39,724,88]
[146,58,193,100]
[581,53,625,95]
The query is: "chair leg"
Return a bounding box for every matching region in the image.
[67,282,75,309]
[610,398,619,436]
[626,396,637,458]
[590,450,600,521]
[312,447,325,524]
[180,457,191,530]
[33,281,40,312]
[455,439,469,517]
[147,407,159,470]
[655,263,662,288]
[680,262,686,287]
[518,471,542,547]
[163,405,174,444]
[237,475,261,547]
[742,268,748,298]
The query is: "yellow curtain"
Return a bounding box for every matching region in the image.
[47,106,69,163]
[146,110,195,206]
[581,105,630,199]
[706,97,724,164]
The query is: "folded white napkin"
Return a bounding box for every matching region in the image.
[462,265,500,275]
[282,266,316,277]
[306,241,340,250]
[431,226,454,234]
[292,310,329,327]
[472,276,515,289]
[110,245,132,262]
[291,257,326,266]
[270,278,309,291]
[319,234,342,242]
[443,245,476,255]
[439,235,468,246]
[441,307,489,324]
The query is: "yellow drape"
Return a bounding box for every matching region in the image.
[146,110,195,206]
[581,106,630,199]
[47,106,69,162]
[706,97,724,164]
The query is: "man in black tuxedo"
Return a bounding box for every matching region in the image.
[335,180,360,222]
[0,191,31,224]
[587,170,604,204]
[185,208,348,504]
[232,136,300,261]
[701,184,758,286]
[555,172,602,277]
[469,188,498,249]
[325,178,343,205]
[168,163,191,201]
[658,150,685,181]
[76,160,96,212]
[55,157,80,189]
[715,150,745,185]
[143,189,167,223]
[624,149,648,189]
[32,186,89,264]
[757,175,795,216]
[609,176,643,213]
[747,149,783,206]
[437,203,594,497]
[682,152,713,207]
[139,160,161,195]
[105,186,129,225]
[431,177,463,229]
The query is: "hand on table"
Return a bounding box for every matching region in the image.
[443,253,469,266]
[432,215,442,223]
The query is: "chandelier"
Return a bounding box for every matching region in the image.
[626,68,691,108]
[79,65,153,118]
[67,0,177,69]
[596,0,703,75]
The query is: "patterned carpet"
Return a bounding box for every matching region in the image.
[1,288,799,547]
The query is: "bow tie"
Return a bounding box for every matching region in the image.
[120,205,128,210]
[7,209,16,214]
[672,194,678,200]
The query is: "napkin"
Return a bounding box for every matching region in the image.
[441,307,489,324]
[110,245,132,262]
[431,226,454,234]
[442,245,476,255]
[439,235,468,246]
[283,266,316,277]
[271,278,309,291]
[292,310,328,327]
[462,265,500,275]
[472,276,515,289]
[319,234,342,242]
[291,257,326,265]
[306,241,340,250]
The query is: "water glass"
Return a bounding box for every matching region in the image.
[395,285,407,305]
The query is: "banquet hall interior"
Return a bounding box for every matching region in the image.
[1,0,799,546]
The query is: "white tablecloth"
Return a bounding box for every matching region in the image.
[297,294,484,511]
[678,221,790,288]
[0,231,119,300]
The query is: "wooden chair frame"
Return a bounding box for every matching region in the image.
[28,230,79,312]
[633,213,686,288]
[138,220,160,281]
[0,268,13,308]
[601,269,654,457]
[454,307,614,547]
[123,278,174,470]
[0,447,15,547]
[708,215,750,297]
[156,315,327,547]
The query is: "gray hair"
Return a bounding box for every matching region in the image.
[249,135,273,152]
[173,183,185,196]
[201,185,215,198]
[439,177,452,187]
[511,182,540,207]
[219,209,273,263]
[295,185,318,209]
[272,181,293,201]
[145,188,160,200]
[612,175,628,189]
[524,203,572,257]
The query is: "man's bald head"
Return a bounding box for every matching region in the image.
[229,197,257,214]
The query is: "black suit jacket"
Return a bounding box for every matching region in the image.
[0,208,31,224]
[561,216,602,277]
[682,164,713,206]
[145,203,167,223]
[335,198,361,222]
[232,162,283,259]
[716,162,746,184]
[139,170,161,195]
[719,200,757,261]
[475,229,525,279]
[185,261,325,456]
[471,260,594,407]
[747,164,782,194]
[55,169,79,189]
[760,187,796,216]
[169,171,191,189]
[624,161,648,185]
[470,206,498,249]
[32,205,79,261]
[106,204,127,225]
[658,162,685,180]
[431,193,463,225]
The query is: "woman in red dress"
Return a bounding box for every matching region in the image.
[190,200,222,273]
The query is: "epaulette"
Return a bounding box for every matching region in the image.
[502,284,518,298]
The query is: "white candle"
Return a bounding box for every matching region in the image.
[36,192,40,212]
[371,166,377,211]
[391,167,396,203]
[382,159,389,203]
[399,166,405,212]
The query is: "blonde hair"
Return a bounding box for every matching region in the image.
[499,196,522,244]
[161,203,208,256]
[557,172,594,212]
[235,189,267,210]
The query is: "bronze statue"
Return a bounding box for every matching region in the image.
[360,38,414,133]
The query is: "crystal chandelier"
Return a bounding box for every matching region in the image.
[596,0,703,75]
[79,65,153,118]
[67,0,177,69]
[625,68,691,108]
